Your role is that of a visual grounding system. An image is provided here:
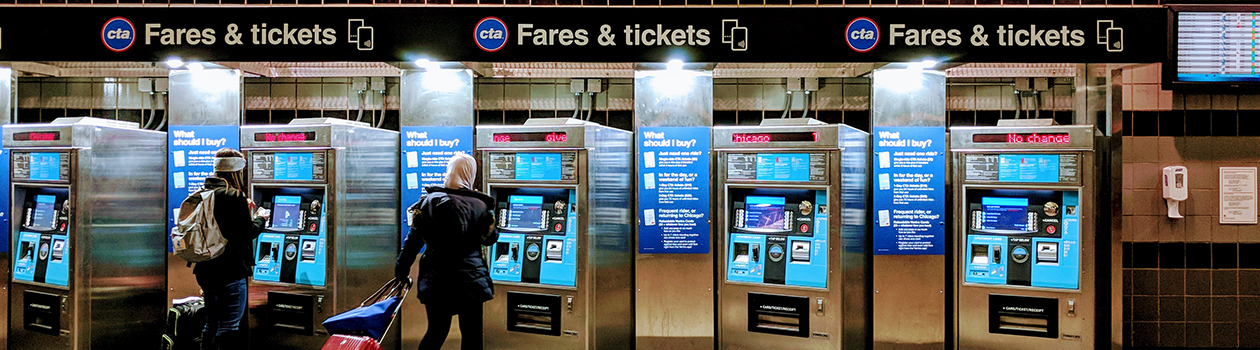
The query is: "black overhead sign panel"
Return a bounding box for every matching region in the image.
[0,7,1168,63]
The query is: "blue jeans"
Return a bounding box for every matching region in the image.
[202,277,248,337]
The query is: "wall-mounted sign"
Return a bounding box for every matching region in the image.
[1220,167,1257,224]
[0,8,1166,63]
[637,126,710,254]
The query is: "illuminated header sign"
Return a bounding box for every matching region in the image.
[254,132,316,142]
[731,132,817,143]
[492,132,568,143]
[972,133,1070,144]
[12,132,61,142]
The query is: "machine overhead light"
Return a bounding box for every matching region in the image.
[415,59,441,71]
[666,59,684,71]
[165,58,184,69]
[186,62,204,72]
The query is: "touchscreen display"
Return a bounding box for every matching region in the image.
[744,196,788,231]
[29,152,61,181]
[274,153,314,181]
[976,197,1033,232]
[506,195,545,230]
[26,195,57,231]
[271,195,303,230]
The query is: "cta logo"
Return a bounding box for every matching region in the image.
[845,17,879,53]
[101,17,136,52]
[475,17,508,52]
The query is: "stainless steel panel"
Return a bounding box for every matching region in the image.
[1,69,13,124]
[169,69,243,126]
[633,69,716,349]
[870,69,946,127]
[243,120,398,350]
[399,69,475,127]
[872,255,945,350]
[7,120,167,350]
[633,71,714,128]
[478,122,633,350]
[714,124,868,350]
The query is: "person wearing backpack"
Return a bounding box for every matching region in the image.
[395,153,498,350]
[192,148,269,350]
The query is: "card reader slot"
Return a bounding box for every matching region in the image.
[971,244,990,264]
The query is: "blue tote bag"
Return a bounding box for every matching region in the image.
[322,278,411,340]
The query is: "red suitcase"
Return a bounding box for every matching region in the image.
[321,335,382,350]
[320,279,411,350]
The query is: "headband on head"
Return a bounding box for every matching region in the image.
[213,157,246,172]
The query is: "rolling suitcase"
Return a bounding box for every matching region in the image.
[320,278,411,350]
[163,296,206,350]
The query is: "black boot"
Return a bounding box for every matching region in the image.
[215,330,243,350]
[199,332,218,350]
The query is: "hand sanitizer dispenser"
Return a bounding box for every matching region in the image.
[1163,166,1188,218]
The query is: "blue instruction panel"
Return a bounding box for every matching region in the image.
[872,126,946,255]
[400,126,473,245]
[726,189,828,288]
[489,188,578,287]
[964,189,1080,290]
[637,127,711,254]
[755,153,810,182]
[13,231,69,287]
[274,153,315,181]
[515,153,563,181]
[168,125,240,251]
[998,154,1059,183]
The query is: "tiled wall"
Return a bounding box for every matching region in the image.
[1121,136,1260,348]
[15,75,1076,132]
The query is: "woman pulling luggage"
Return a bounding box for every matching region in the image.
[395,153,498,350]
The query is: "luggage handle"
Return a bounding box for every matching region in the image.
[367,278,410,342]
[360,278,411,308]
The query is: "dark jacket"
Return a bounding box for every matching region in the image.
[193,177,268,287]
[396,186,499,306]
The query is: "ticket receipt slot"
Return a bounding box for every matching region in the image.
[478,118,632,350]
[951,125,1115,350]
[715,119,868,350]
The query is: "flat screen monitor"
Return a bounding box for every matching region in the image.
[273,153,314,181]
[505,195,545,230]
[975,197,1033,233]
[744,196,788,231]
[26,195,57,231]
[271,195,303,230]
[1171,10,1260,88]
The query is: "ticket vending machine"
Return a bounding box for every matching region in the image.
[713,119,868,350]
[241,118,399,350]
[476,118,632,350]
[950,125,1114,349]
[4,117,167,349]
